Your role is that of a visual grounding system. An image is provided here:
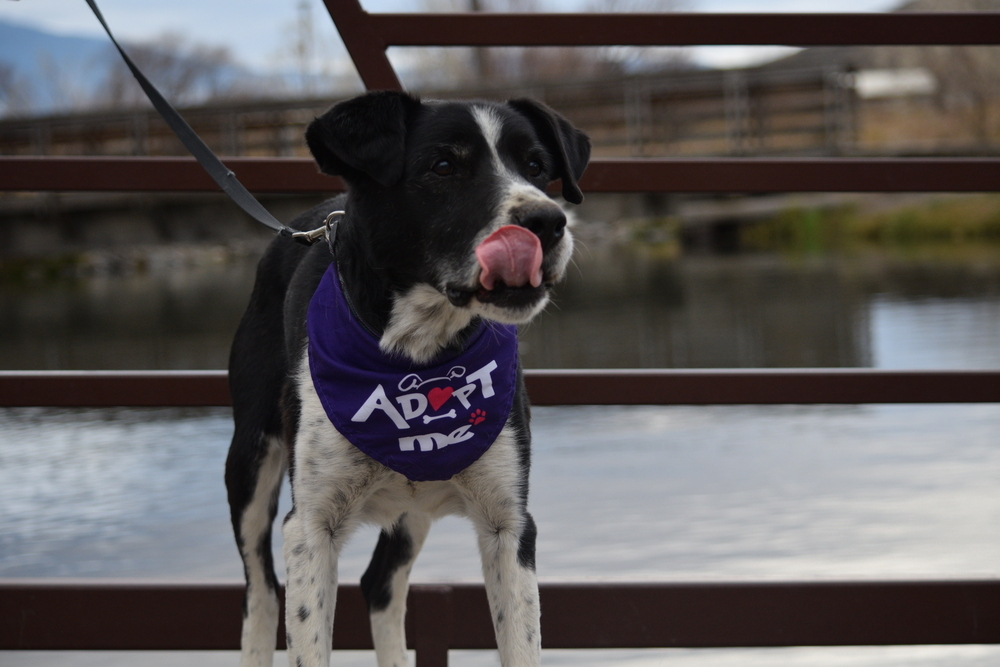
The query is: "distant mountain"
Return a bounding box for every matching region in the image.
[0,18,363,119]
[0,20,108,72]
[0,18,272,117]
[0,19,112,115]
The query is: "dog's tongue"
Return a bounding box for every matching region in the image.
[475,225,543,290]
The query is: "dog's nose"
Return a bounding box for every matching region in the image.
[513,205,567,252]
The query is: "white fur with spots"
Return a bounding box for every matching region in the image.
[281,354,539,666]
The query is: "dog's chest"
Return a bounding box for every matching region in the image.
[304,263,519,483]
[293,354,471,520]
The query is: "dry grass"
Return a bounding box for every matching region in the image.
[742,194,1000,252]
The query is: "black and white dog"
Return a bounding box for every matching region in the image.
[225,90,589,667]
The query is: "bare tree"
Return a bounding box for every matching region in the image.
[293,0,317,96]
[37,51,94,112]
[407,0,688,89]
[98,32,238,109]
[584,0,690,74]
[925,44,1000,142]
[0,61,32,117]
[901,0,1000,142]
[270,0,358,98]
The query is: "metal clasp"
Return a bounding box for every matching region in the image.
[291,210,344,250]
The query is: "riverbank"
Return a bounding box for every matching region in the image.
[741,193,1000,252]
[0,191,312,273]
[3,192,1000,284]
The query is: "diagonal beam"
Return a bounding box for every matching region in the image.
[321,0,403,91]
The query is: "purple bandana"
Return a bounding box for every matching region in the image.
[307,263,519,482]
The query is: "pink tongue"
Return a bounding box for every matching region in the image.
[475,225,543,290]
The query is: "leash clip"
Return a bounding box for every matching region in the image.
[291,210,344,250]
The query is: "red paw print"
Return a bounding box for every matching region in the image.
[469,409,486,425]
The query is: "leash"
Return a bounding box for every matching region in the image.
[83,0,331,246]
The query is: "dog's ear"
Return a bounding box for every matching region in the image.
[306,91,421,188]
[507,98,591,205]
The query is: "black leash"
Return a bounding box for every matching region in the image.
[84,0,330,246]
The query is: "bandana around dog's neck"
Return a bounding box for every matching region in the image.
[306,263,519,482]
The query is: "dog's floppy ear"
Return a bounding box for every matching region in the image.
[306,91,421,187]
[507,98,591,205]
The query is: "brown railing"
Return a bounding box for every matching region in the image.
[2,2,1000,665]
[2,369,1000,408]
[5,155,1000,193]
[3,580,998,660]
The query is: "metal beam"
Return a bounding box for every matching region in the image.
[321,0,403,91]
[3,370,999,407]
[578,157,1000,193]
[0,156,343,193]
[369,12,1000,47]
[3,580,998,650]
[5,157,1000,193]
[524,369,1000,406]
[0,371,232,408]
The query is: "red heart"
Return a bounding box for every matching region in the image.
[427,387,454,411]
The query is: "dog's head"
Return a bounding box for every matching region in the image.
[306,91,590,360]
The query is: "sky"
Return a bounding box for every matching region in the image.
[0,0,900,74]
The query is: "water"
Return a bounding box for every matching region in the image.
[2,244,999,666]
[4,246,1000,372]
[4,401,995,582]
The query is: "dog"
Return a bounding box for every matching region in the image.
[224,90,590,667]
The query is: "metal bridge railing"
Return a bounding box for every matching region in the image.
[2,3,1000,666]
[3,580,998,663]
[4,6,1000,193]
[1,370,999,667]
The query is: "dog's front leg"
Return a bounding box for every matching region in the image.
[282,419,382,666]
[281,503,340,667]
[457,428,541,667]
[362,511,432,667]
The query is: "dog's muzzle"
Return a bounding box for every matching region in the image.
[445,223,561,309]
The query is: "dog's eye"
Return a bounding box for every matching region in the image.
[527,160,543,178]
[432,159,455,176]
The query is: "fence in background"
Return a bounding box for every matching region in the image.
[0,66,853,159]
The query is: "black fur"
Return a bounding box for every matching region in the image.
[360,516,415,612]
[305,91,420,188]
[507,98,590,205]
[516,513,538,571]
